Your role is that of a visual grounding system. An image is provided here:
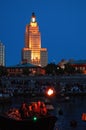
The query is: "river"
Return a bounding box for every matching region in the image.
[54,95,86,130]
[0,95,86,130]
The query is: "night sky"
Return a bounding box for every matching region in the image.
[0,0,86,66]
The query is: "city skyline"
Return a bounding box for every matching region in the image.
[0,0,86,66]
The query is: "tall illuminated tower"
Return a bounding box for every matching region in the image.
[0,41,5,66]
[22,13,48,67]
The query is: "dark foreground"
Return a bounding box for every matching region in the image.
[0,114,57,130]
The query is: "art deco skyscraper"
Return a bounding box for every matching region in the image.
[0,41,5,66]
[22,13,48,67]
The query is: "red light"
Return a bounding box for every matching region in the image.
[82,113,86,121]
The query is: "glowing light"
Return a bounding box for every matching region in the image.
[30,22,37,27]
[32,17,35,22]
[33,116,37,121]
[82,113,86,121]
[47,88,54,96]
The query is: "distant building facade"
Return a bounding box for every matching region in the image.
[22,13,48,67]
[71,60,86,74]
[58,59,86,74]
[0,41,5,66]
[7,63,45,76]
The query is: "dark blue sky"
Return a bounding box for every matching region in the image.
[0,0,86,66]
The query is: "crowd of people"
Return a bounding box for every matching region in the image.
[7,101,48,120]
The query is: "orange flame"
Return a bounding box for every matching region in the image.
[47,88,54,96]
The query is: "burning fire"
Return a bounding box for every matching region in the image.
[47,88,54,96]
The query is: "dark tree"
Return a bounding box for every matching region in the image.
[64,63,75,74]
[44,63,57,75]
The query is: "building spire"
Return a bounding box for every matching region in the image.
[31,12,36,22]
[32,12,35,17]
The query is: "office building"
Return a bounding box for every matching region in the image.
[22,13,48,67]
[0,41,5,66]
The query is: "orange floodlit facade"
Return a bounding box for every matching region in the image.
[22,13,48,67]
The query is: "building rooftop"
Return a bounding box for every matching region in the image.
[7,63,38,68]
[70,60,86,64]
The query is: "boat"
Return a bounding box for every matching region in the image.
[0,101,57,130]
